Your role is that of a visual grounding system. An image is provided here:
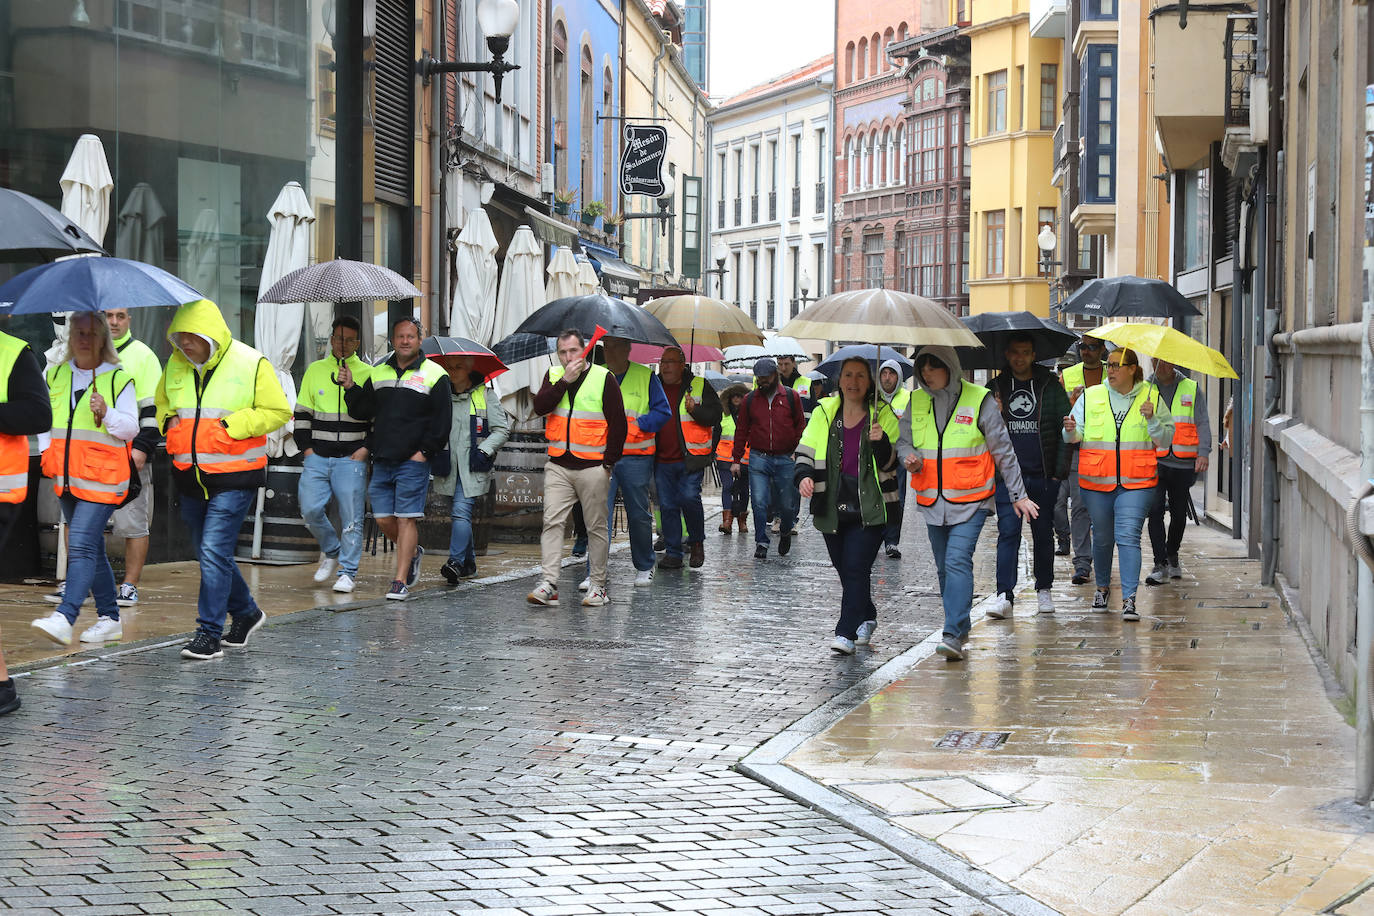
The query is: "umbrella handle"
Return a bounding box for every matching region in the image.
[330,356,343,386]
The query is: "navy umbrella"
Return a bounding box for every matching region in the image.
[814,344,914,381]
[0,256,203,314]
[0,189,106,263]
[512,293,679,348]
[1062,275,1201,320]
[956,311,1079,370]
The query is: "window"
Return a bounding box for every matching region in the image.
[961,230,970,293]
[552,22,568,187]
[733,252,742,305]
[1180,170,1211,269]
[1037,206,1057,274]
[845,42,855,84]
[1040,64,1058,130]
[917,114,944,184]
[845,136,856,192]
[895,125,905,185]
[790,246,800,316]
[863,232,885,286]
[769,139,778,192]
[316,46,336,135]
[986,70,1007,134]
[792,135,802,188]
[1082,46,1117,203]
[747,249,758,320]
[766,247,777,328]
[1084,0,1117,20]
[914,233,944,297]
[579,46,593,197]
[985,211,1005,277]
[816,128,827,211]
[682,176,701,278]
[962,111,972,176]
[857,38,867,79]
[1016,65,1024,130]
[602,68,614,208]
[879,128,890,185]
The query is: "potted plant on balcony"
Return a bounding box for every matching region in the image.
[553,188,576,216]
[580,199,605,227]
[603,211,624,237]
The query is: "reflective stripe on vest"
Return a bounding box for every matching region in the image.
[679,376,713,457]
[717,414,750,463]
[163,342,272,480]
[796,395,900,502]
[619,362,656,456]
[908,382,996,506]
[546,363,611,460]
[43,363,134,505]
[1158,376,1198,459]
[1079,384,1159,491]
[0,333,31,504]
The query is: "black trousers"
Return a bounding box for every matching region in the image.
[1147,464,1196,564]
[822,521,885,639]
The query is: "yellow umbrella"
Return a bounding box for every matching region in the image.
[1085,321,1238,379]
[642,294,765,350]
[778,287,981,349]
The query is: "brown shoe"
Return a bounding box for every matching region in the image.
[737,513,748,533]
[658,554,684,569]
[689,542,705,568]
[718,511,732,534]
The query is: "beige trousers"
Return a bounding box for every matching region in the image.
[541,463,611,588]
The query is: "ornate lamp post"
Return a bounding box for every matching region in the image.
[417,0,521,103]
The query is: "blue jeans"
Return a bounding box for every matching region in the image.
[995,476,1061,596]
[926,511,990,642]
[1081,486,1154,599]
[883,471,908,547]
[180,487,259,640]
[655,461,705,559]
[447,494,477,567]
[822,522,885,639]
[368,458,429,518]
[58,495,118,624]
[299,452,367,577]
[748,453,796,546]
[610,455,655,572]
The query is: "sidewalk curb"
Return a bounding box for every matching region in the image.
[735,627,1059,916]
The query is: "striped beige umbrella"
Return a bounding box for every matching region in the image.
[642,294,765,350]
[779,287,982,348]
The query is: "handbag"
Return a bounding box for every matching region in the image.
[834,473,862,524]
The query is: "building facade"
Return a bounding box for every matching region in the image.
[706,56,833,341]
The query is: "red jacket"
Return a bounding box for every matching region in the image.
[732,386,805,461]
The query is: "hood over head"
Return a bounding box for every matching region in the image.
[913,345,963,397]
[167,299,230,370]
[878,358,903,401]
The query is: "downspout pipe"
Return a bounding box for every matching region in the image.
[1356,0,1374,811]
[650,32,669,274]
[1260,0,1284,586]
[431,0,446,335]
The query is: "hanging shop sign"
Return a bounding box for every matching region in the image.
[620,124,668,198]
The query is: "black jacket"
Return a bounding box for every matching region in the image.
[0,345,52,438]
[343,354,453,463]
[991,365,1072,480]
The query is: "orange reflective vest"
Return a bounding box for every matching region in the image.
[163,341,271,488]
[908,382,996,506]
[42,363,134,505]
[545,363,611,460]
[619,362,657,456]
[677,376,714,457]
[1157,376,1198,460]
[1079,384,1159,491]
[717,414,749,464]
[0,333,33,504]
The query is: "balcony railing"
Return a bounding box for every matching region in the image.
[733,198,742,225]
[750,195,759,223]
[766,300,775,329]
[1225,12,1259,127]
[815,181,826,213]
[768,191,777,221]
[717,199,725,227]
[1053,122,1065,167]
[791,186,800,217]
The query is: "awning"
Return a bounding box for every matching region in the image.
[579,239,647,297]
[521,206,578,247]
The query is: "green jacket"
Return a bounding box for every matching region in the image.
[795,395,900,534]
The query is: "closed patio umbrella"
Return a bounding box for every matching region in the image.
[48,134,114,369]
[545,246,579,302]
[493,226,553,422]
[450,207,499,343]
[574,256,600,296]
[254,181,315,458]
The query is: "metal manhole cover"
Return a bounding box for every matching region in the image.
[510,637,632,650]
[935,730,1009,750]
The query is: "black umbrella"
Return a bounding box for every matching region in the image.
[492,332,555,364]
[513,293,678,348]
[701,369,733,391]
[258,258,421,304]
[815,344,914,381]
[1062,275,1201,319]
[0,189,106,262]
[956,311,1080,369]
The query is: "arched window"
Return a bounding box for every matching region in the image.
[864,134,875,188]
[845,42,855,84]
[879,128,890,185]
[882,28,894,71]
[845,136,856,192]
[856,38,867,80]
[602,66,614,208]
[552,21,568,187]
[870,33,880,74]
[580,44,593,198]
[898,22,908,41]
[896,124,907,185]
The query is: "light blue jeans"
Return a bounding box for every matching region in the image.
[1081,486,1154,599]
[926,511,990,642]
[299,452,367,577]
[447,493,476,568]
[57,495,118,624]
[748,453,796,546]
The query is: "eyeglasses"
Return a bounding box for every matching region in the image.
[1106,360,1135,369]
[1079,342,1104,350]
[331,335,360,346]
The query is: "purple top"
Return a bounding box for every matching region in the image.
[841,418,863,478]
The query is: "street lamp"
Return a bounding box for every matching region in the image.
[793,269,818,317]
[702,238,730,297]
[1037,225,1065,314]
[417,0,521,103]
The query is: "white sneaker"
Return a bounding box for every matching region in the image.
[31,611,73,646]
[986,594,1013,619]
[312,553,337,583]
[527,581,559,606]
[581,585,609,607]
[43,581,66,604]
[634,568,654,587]
[578,576,591,592]
[332,573,355,594]
[830,635,856,655]
[855,620,877,646]
[79,617,123,643]
[1037,589,1056,615]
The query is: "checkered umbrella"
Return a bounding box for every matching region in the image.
[492,332,554,365]
[258,259,421,304]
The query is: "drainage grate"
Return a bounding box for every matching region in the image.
[510,637,633,650]
[1197,600,1270,608]
[935,730,1010,750]
[1152,617,1188,630]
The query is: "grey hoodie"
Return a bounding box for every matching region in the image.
[897,345,1028,526]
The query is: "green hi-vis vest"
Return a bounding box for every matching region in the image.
[620,362,656,456]
[43,363,135,505]
[1159,376,1198,459]
[1079,384,1159,491]
[297,354,373,449]
[796,394,900,533]
[0,333,33,503]
[546,363,610,460]
[908,382,996,506]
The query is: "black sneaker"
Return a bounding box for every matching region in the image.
[222,609,266,648]
[1055,538,1070,556]
[406,545,425,587]
[778,534,792,556]
[754,544,767,559]
[440,559,462,585]
[459,560,479,579]
[885,545,902,560]
[653,536,666,552]
[0,678,19,716]
[1091,588,1110,612]
[1122,597,1140,621]
[180,630,223,660]
[1071,570,1091,585]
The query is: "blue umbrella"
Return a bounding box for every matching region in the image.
[0,256,204,315]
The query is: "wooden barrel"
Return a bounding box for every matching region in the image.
[236,455,316,564]
[488,431,546,543]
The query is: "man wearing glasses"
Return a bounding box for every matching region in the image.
[294,316,372,594]
[1056,338,1108,585]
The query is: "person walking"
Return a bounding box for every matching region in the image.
[294,315,371,594]
[899,346,1038,661]
[0,329,51,713]
[653,347,722,571]
[876,359,911,559]
[157,299,291,660]
[30,312,139,647]
[1063,347,1174,620]
[339,316,452,601]
[1055,338,1107,582]
[597,336,670,588]
[1144,358,1210,585]
[104,307,162,608]
[528,329,627,608]
[796,357,900,655]
[716,384,751,535]
[732,357,806,559]
[434,354,510,583]
[987,333,1072,618]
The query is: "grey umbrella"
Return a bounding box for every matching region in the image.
[258,258,421,304]
[0,188,106,262]
[1062,275,1201,319]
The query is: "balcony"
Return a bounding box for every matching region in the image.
[733,198,742,225]
[1221,12,1266,168]
[717,199,725,227]
[791,186,800,218]
[1150,1,1239,170]
[815,181,826,213]
[1030,0,1067,39]
[750,194,759,223]
[1052,122,1066,185]
[768,191,777,221]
